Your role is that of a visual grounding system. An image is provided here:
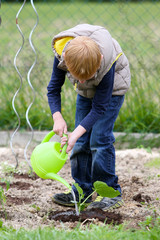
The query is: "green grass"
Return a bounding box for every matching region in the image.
[145,158,160,168]
[115,134,160,149]
[1,1,160,134]
[0,217,160,240]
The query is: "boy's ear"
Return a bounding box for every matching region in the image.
[101,55,103,61]
[63,52,65,58]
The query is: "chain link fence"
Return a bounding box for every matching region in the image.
[1,0,160,133]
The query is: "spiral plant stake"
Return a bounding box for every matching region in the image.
[24,0,39,170]
[0,0,1,26]
[10,0,26,169]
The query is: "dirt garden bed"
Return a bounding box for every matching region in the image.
[0,147,160,230]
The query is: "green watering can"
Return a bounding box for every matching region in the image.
[31,131,71,190]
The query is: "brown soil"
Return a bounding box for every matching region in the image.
[48,209,123,225]
[0,147,160,230]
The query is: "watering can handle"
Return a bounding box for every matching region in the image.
[41,131,68,158]
[41,131,55,143]
[60,134,68,158]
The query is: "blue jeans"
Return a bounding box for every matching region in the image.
[70,94,125,197]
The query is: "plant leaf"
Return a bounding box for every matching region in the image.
[73,183,84,200]
[93,181,120,198]
[6,181,10,191]
[79,204,86,212]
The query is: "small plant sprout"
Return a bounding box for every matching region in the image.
[0,179,10,219]
[31,204,41,212]
[73,181,120,214]
[0,186,6,206]
[0,219,3,228]
[0,179,10,205]
[73,183,85,212]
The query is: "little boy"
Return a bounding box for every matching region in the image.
[47,24,131,210]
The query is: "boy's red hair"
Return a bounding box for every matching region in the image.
[64,36,101,81]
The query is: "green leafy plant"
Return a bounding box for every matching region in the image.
[0,219,3,228]
[2,166,16,178]
[93,181,120,198]
[0,179,10,204]
[145,158,160,168]
[73,181,120,213]
[0,179,10,219]
[138,145,152,153]
[138,215,160,231]
[0,187,6,206]
[31,204,41,213]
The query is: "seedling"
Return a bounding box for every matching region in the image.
[73,181,120,214]
[31,204,41,212]
[0,179,10,205]
[145,158,160,168]
[1,164,16,176]
[0,219,3,228]
[138,145,152,153]
[0,186,6,207]
[0,179,10,219]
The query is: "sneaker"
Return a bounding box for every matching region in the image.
[87,196,124,211]
[52,191,92,207]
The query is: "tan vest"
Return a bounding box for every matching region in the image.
[52,24,131,98]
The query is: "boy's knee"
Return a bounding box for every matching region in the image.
[71,143,91,155]
[90,134,115,149]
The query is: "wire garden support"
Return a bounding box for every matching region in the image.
[24,0,39,171]
[10,0,38,170]
[10,0,26,169]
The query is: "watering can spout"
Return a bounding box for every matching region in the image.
[45,172,71,190]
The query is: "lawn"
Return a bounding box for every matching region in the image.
[0,221,160,240]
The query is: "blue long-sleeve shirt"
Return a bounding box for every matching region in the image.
[47,57,115,132]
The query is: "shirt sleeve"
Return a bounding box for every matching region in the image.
[47,57,66,115]
[79,62,116,132]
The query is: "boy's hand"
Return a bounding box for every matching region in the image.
[53,112,67,137]
[61,125,87,153]
[61,132,77,153]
